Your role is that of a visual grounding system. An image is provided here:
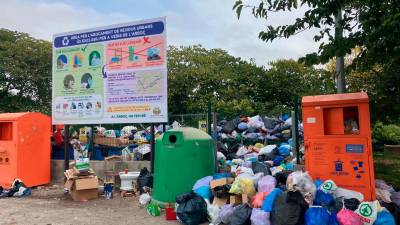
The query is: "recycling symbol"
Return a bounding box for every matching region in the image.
[62,37,70,46]
[359,203,373,217]
[322,182,333,191]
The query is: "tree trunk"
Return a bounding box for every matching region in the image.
[335,6,346,93]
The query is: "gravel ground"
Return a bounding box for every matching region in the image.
[0,185,182,225]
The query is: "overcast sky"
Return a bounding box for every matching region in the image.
[0,0,319,66]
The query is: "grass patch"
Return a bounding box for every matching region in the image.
[374,150,400,189]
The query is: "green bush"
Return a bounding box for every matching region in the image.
[372,122,400,145]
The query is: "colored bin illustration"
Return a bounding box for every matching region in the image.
[302,92,376,200]
[0,112,51,188]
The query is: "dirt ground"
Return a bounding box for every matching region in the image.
[0,184,182,225]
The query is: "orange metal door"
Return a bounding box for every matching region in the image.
[306,137,375,200]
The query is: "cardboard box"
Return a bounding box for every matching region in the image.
[66,177,99,201]
[229,194,248,205]
[210,177,234,189]
[212,197,228,207]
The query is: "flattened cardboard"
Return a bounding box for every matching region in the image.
[74,177,98,190]
[212,197,228,207]
[210,177,234,189]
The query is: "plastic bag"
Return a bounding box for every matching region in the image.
[375,179,395,193]
[257,175,276,193]
[376,188,392,203]
[374,210,395,225]
[176,192,208,225]
[217,151,226,161]
[213,184,231,198]
[146,203,161,216]
[248,115,265,129]
[379,201,400,225]
[252,161,270,175]
[229,204,252,225]
[320,180,338,194]
[333,197,360,212]
[206,200,221,225]
[337,208,362,225]
[237,146,250,156]
[334,187,364,202]
[218,204,235,224]
[229,178,256,196]
[286,171,316,199]
[270,191,309,225]
[192,176,213,190]
[139,193,151,205]
[137,167,153,194]
[355,200,381,225]
[194,186,213,200]
[314,190,334,207]
[391,192,400,207]
[236,166,254,177]
[278,144,291,156]
[252,192,269,208]
[259,145,277,155]
[273,156,284,166]
[250,208,270,225]
[261,188,283,212]
[305,206,333,225]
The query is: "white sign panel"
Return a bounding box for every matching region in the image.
[52,17,168,124]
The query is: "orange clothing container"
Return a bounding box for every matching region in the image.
[0,112,51,188]
[302,93,375,200]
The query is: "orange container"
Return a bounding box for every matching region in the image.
[302,93,376,200]
[0,112,51,188]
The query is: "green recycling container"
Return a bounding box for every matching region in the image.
[152,127,216,205]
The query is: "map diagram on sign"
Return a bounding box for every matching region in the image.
[136,70,163,95]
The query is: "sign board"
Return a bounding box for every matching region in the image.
[198,120,207,133]
[52,17,168,124]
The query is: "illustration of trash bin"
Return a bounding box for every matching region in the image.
[302,92,376,200]
[152,127,216,204]
[0,112,51,188]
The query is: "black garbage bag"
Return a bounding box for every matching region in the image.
[331,197,360,213]
[275,171,293,190]
[213,184,232,198]
[380,201,400,225]
[252,161,271,175]
[217,141,228,156]
[176,192,208,225]
[229,204,252,225]
[271,191,309,225]
[262,117,280,130]
[137,167,153,194]
[222,117,241,134]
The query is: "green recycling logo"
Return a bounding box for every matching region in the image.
[359,203,373,217]
[322,182,333,191]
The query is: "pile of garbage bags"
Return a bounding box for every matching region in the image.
[217,115,302,144]
[176,151,399,225]
[0,179,31,198]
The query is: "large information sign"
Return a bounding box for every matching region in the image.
[52,17,167,124]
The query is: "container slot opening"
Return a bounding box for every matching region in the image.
[169,135,177,144]
[343,106,359,135]
[0,122,12,141]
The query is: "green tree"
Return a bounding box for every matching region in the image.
[167,45,270,119]
[0,29,52,114]
[266,60,334,113]
[233,0,400,94]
